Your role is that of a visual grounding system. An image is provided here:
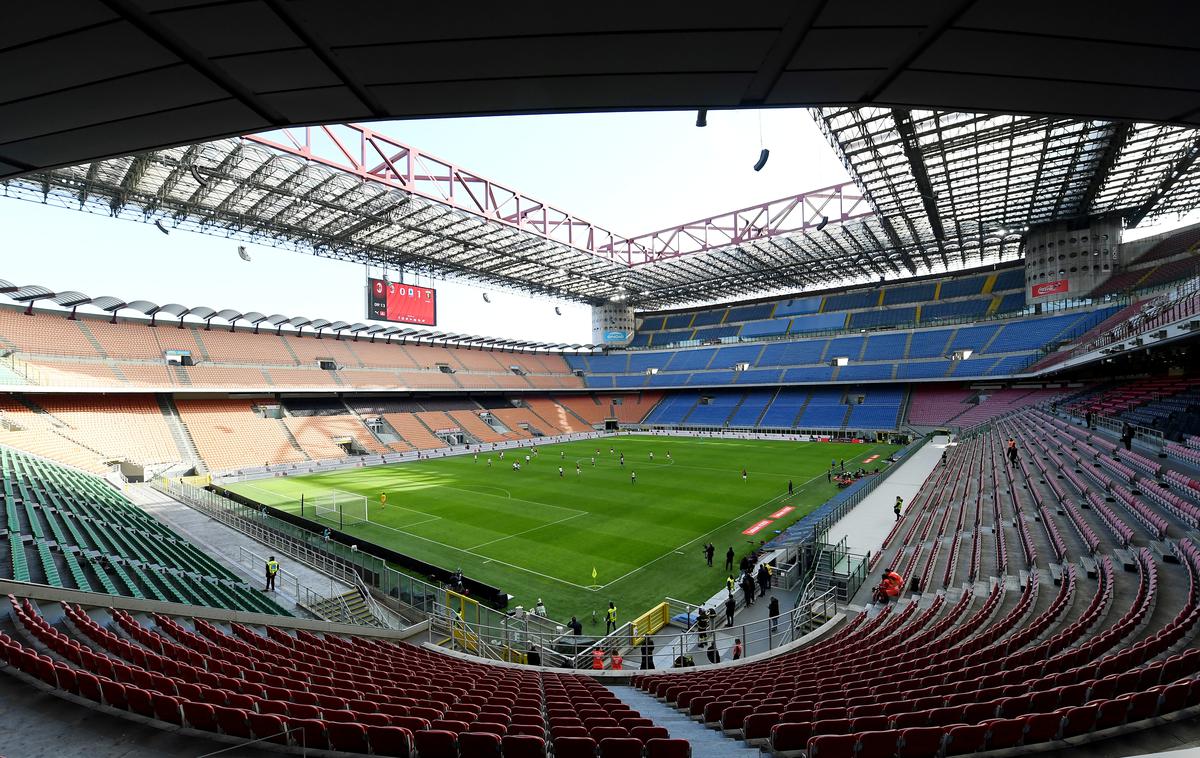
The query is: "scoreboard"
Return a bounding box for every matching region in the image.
[367,278,437,326]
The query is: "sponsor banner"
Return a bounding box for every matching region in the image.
[603,330,630,343]
[742,519,772,536]
[1031,279,1069,298]
[769,506,795,519]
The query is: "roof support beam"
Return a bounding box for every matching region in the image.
[1075,122,1130,217]
[892,108,947,244]
[740,0,828,105]
[1126,135,1200,227]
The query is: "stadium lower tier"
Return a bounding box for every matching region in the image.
[0,446,286,615]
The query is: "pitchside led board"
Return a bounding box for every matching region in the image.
[367,278,437,326]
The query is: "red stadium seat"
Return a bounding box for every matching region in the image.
[631,726,670,743]
[328,721,370,753]
[501,734,547,758]
[553,736,598,758]
[181,701,217,731]
[368,725,415,758]
[213,705,252,739]
[248,712,290,745]
[807,733,857,758]
[856,729,900,758]
[897,727,944,757]
[645,738,691,758]
[415,730,459,758]
[944,724,988,756]
[291,719,329,751]
[598,737,643,758]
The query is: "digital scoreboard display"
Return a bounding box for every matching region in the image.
[367,278,437,326]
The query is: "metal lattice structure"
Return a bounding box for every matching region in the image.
[815,108,1200,272]
[6,110,1200,310]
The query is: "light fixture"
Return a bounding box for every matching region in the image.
[816,216,829,231]
[696,109,707,128]
[753,149,770,172]
[237,245,251,262]
[154,219,170,235]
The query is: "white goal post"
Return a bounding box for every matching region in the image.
[306,490,371,529]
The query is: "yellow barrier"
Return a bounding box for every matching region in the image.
[179,474,212,487]
[630,601,670,645]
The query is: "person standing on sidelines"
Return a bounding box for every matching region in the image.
[704,543,715,567]
[605,602,618,634]
[264,556,280,592]
[725,594,736,628]
[787,479,793,496]
[725,546,735,572]
[379,492,387,509]
[757,563,771,598]
[894,495,903,521]
[767,596,780,633]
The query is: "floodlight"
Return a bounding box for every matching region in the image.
[154,219,170,235]
[753,149,770,172]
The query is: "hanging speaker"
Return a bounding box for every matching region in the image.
[237,245,251,262]
[189,166,208,187]
[695,109,708,128]
[154,219,170,235]
[753,149,770,172]
[482,293,491,303]
[554,307,562,316]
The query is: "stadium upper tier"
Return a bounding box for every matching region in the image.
[633,267,1027,348]
[0,306,582,392]
[574,305,1122,388]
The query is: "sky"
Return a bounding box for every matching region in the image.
[0,109,847,344]
[0,108,1196,343]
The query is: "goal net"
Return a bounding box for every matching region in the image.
[307,490,371,529]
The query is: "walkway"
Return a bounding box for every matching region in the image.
[826,435,951,556]
[608,685,760,758]
[123,484,352,613]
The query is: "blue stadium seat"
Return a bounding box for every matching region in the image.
[789,312,847,334]
[996,292,1025,313]
[774,296,822,316]
[713,344,764,367]
[727,304,775,322]
[693,326,740,341]
[861,333,907,361]
[665,348,716,371]
[799,403,848,428]
[985,314,1078,353]
[728,389,776,426]
[838,364,894,381]
[759,340,827,366]
[823,290,878,311]
[615,375,648,388]
[922,298,989,321]
[653,329,693,345]
[588,354,628,373]
[825,336,864,361]
[897,361,951,379]
[639,316,666,331]
[645,394,699,424]
[985,353,1038,375]
[947,324,999,353]
[564,355,588,371]
[846,403,901,428]
[782,366,835,383]
[684,393,743,425]
[849,307,917,329]
[734,368,782,384]
[759,388,808,427]
[690,310,725,326]
[993,268,1025,290]
[688,371,735,385]
[937,274,989,298]
[906,329,953,358]
[664,313,694,329]
[739,318,791,338]
[884,282,936,305]
[648,373,685,387]
[585,375,615,388]
[629,353,673,373]
[628,333,651,347]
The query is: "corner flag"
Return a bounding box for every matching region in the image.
[592,567,598,581]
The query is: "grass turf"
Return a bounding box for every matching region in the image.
[227,435,898,625]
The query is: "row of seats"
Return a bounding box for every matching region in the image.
[0,446,285,614]
[577,306,1120,389]
[642,386,904,432]
[0,595,691,758]
[632,268,1027,347]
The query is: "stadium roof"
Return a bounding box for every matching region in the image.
[4,2,1200,181]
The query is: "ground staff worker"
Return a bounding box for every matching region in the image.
[265,556,280,592]
[605,602,618,634]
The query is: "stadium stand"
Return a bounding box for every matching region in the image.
[629,405,1200,757]
[0,447,284,614]
[176,399,308,471]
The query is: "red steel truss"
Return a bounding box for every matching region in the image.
[243,124,872,265]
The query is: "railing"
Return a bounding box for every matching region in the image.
[1066,411,1165,453]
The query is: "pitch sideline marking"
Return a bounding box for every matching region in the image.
[594,446,885,591]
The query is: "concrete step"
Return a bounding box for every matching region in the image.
[607,685,762,758]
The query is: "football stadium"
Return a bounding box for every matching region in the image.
[5,4,1200,758]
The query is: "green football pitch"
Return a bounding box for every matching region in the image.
[227,435,899,624]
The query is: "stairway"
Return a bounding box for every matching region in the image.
[74,321,109,358]
[156,394,204,471]
[300,590,384,627]
[189,327,212,361]
[607,686,761,758]
[169,364,191,386]
[276,419,312,460]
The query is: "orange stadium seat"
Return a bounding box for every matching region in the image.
[175,399,307,471]
[382,413,448,450]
